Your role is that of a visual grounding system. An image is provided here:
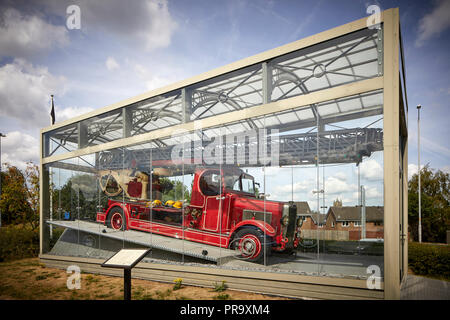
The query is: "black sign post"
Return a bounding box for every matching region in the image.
[101,248,151,300]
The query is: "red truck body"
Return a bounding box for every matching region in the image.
[96,167,301,262]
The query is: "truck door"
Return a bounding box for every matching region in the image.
[199,170,224,232]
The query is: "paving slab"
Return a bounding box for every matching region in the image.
[401,274,450,300]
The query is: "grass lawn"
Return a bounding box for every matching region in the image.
[0,258,291,300]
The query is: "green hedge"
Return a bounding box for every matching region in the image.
[408,242,450,280]
[0,225,39,262]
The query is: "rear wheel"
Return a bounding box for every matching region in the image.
[231,227,271,263]
[106,207,126,231]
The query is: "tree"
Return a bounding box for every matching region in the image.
[0,162,39,229]
[162,180,191,203]
[408,165,449,243]
[52,178,97,220]
[24,162,39,230]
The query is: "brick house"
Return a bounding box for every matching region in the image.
[325,206,384,240]
[293,201,327,231]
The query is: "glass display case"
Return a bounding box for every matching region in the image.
[40,9,407,299]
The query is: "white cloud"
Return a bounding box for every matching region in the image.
[4,0,177,52]
[408,163,425,180]
[352,186,382,200]
[325,176,357,195]
[125,59,177,91]
[0,59,67,129]
[142,0,178,50]
[1,131,39,170]
[0,8,69,58]
[415,0,450,47]
[105,57,120,71]
[54,106,95,123]
[262,166,281,177]
[365,186,382,199]
[275,181,309,194]
[44,0,178,51]
[145,76,173,91]
[333,171,347,181]
[358,159,383,181]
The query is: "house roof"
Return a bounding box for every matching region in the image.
[292,202,328,224]
[327,206,383,222]
[311,214,327,225]
[293,201,311,214]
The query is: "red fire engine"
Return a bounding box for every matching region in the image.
[96,166,302,262]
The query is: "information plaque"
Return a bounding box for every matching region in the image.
[101,248,151,300]
[101,249,151,269]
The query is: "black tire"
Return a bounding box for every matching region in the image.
[231,227,271,263]
[106,207,126,231]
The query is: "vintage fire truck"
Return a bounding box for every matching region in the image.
[96,166,302,262]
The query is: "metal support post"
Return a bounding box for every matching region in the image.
[417,104,422,243]
[124,269,132,300]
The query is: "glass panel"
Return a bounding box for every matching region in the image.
[79,110,123,148]
[43,124,78,157]
[190,65,263,121]
[127,90,183,136]
[317,101,384,280]
[271,27,381,102]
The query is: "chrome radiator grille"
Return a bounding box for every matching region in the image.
[242,210,272,223]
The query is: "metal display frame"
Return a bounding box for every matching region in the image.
[39,8,408,299]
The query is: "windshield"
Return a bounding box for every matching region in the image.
[224,173,241,191]
[241,174,255,194]
[224,172,255,195]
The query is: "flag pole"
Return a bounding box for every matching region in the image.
[49,95,54,238]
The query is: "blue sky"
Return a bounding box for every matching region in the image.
[0,0,448,208]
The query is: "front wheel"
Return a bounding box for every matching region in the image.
[231,227,271,263]
[106,207,126,231]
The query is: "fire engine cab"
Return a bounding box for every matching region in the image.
[96,167,302,262]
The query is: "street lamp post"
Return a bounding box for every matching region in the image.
[0,133,5,228]
[417,105,422,243]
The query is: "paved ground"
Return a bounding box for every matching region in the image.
[401,274,450,300]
